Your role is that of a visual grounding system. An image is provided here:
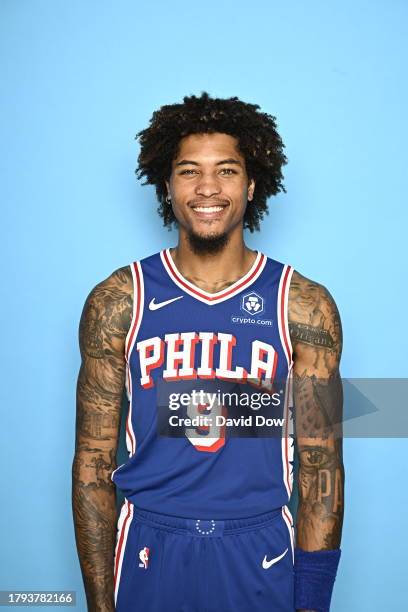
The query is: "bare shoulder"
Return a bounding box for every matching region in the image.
[79,265,133,359]
[288,269,342,369]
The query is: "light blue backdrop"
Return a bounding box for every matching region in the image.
[1,0,407,609]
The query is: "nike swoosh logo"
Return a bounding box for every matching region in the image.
[262,548,288,569]
[149,296,184,310]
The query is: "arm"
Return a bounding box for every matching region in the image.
[288,271,344,611]
[72,267,133,612]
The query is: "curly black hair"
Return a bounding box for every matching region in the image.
[135,92,287,232]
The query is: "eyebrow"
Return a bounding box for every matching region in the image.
[175,158,243,167]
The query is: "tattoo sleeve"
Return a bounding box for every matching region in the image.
[72,267,132,612]
[289,272,344,554]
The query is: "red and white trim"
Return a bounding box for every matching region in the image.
[281,366,294,497]
[278,264,295,499]
[277,264,294,370]
[111,262,143,484]
[125,261,145,362]
[160,248,267,305]
[124,261,144,457]
[114,499,134,604]
[282,505,295,563]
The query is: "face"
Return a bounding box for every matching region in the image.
[165,133,255,243]
[289,278,320,319]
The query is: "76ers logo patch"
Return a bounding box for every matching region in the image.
[139,547,150,569]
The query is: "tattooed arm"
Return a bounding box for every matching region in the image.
[72,267,133,612]
[289,271,344,612]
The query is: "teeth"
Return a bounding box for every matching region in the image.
[193,206,224,213]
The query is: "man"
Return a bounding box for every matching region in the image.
[72,92,344,612]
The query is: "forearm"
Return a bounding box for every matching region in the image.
[296,439,344,551]
[72,451,118,612]
[295,446,344,611]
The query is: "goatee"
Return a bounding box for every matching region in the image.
[187,230,230,255]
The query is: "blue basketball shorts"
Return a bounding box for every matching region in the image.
[114,500,295,612]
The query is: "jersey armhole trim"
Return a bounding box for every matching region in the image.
[124,261,145,363]
[277,264,294,370]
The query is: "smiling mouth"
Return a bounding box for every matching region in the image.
[193,205,226,214]
[190,202,229,216]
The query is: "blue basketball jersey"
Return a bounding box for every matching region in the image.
[111,249,295,520]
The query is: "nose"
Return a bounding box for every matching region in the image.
[195,172,222,198]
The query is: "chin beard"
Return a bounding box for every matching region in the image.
[187,230,230,255]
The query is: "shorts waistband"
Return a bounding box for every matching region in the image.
[126,501,282,537]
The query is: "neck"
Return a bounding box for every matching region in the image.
[170,229,257,294]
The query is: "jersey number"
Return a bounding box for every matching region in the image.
[185,393,226,453]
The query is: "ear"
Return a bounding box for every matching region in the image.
[248,179,255,201]
[165,179,170,198]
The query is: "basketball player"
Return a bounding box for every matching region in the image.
[72,93,344,612]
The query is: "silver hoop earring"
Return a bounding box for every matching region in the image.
[166,195,171,204]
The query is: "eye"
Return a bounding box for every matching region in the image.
[179,169,198,175]
[220,168,237,175]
